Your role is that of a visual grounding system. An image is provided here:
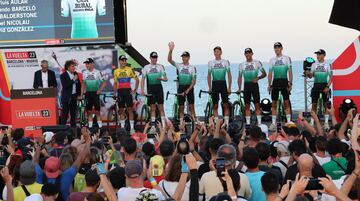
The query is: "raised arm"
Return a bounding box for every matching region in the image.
[168,41,176,66]
[73,127,91,170]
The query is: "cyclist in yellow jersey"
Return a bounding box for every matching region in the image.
[113,55,139,132]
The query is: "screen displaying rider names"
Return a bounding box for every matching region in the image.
[0,0,115,47]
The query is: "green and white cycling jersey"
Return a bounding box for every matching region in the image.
[142,64,167,85]
[208,59,230,81]
[239,60,265,83]
[83,69,105,92]
[311,62,332,84]
[269,55,292,79]
[171,62,197,85]
[61,0,106,38]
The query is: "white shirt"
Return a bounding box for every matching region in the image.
[159,180,190,201]
[273,156,291,178]
[41,71,48,88]
[117,187,165,201]
[315,153,331,166]
[24,194,43,201]
[67,71,76,94]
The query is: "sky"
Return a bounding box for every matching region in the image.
[127,0,359,65]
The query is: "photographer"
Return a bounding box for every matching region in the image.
[200,144,251,201]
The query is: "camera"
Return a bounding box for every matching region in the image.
[215,157,225,177]
[305,178,323,190]
[302,112,311,118]
[177,134,190,155]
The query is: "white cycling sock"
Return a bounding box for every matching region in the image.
[272,115,276,124]
[120,120,125,128]
[151,117,156,124]
[245,116,251,125]
[324,115,329,123]
[286,114,291,123]
[97,121,102,128]
[161,116,166,128]
[130,120,134,130]
[224,116,229,125]
[88,121,93,128]
[257,115,262,125]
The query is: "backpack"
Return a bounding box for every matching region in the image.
[42,173,62,201]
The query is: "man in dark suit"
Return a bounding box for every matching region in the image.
[33,60,57,89]
[60,60,81,127]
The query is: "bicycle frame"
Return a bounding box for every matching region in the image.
[77,99,87,126]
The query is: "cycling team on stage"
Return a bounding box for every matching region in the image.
[76,42,332,133]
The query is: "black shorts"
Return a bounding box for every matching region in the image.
[271,78,290,101]
[147,84,164,104]
[178,85,195,106]
[117,88,133,108]
[243,82,260,104]
[85,92,100,111]
[211,81,229,105]
[311,83,329,104]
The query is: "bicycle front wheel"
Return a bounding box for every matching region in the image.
[139,105,150,126]
[107,105,119,132]
[231,101,244,130]
[204,103,212,124]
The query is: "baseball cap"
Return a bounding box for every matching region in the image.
[273,141,290,154]
[314,49,326,55]
[20,160,36,185]
[43,131,54,144]
[244,48,253,53]
[150,52,158,58]
[44,157,60,179]
[83,58,94,64]
[181,51,190,57]
[125,160,143,178]
[118,55,128,60]
[150,155,165,176]
[274,42,283,48]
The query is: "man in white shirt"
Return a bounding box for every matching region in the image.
[117,160,165,201]
[33,60,57,89]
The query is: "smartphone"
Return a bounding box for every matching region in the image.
[277,123,282,133]
[305,178,323,190]
[180,134,187,141]
[326,101,332,109]
[303,112,311,118]
[245,124,251,135]
[216,157,225,177]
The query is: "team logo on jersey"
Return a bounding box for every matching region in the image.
[275,59,284,66]
[245,64,255,71]
[149,67,159,73]
[316,65,326,72]
[180,68,190,74]
[214,63,224,68]
[86,73,96,80]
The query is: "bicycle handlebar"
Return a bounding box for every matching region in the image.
[199,90,211,99]
[166,91,185,100]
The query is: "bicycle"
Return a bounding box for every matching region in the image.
[77,99,87,127]
[136,93,161,127]
[270,87,289,123]
[230,91,256,130]
[313,88,332,118]
[166,91,195,135]
[103,94,121,132]
[198,90,228,125]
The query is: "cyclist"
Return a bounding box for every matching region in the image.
[81,58,106,128]
[208,46,232,128]
[113,55,139,132]
[140,52,168,128]
[307,49,332,127]
[268,42,293,130]
[238,48,267,125]
[167,41,197,125]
